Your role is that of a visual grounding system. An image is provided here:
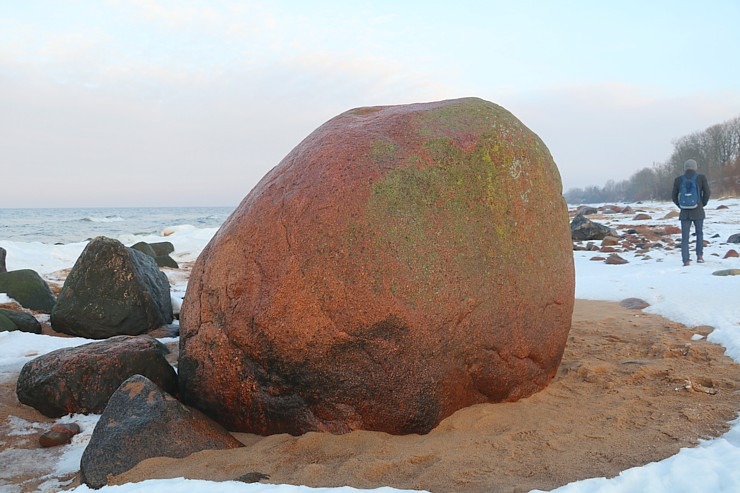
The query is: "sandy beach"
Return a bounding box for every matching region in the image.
[3,298,735,493]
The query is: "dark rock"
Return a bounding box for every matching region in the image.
[620,298,650,310]
[235,472,270,483]
[605,253,629,265]
[0,269,56,313]
[155,255,179,269]
[621,206,634,214]
[16,335,177,418]
[149,241,175,257]
[0,312,16,332]
[130,241,157,257]
[724,249,739,259]
[601,236,620,246]
[712,269,740,276]
[130,241,178,269]
[576,206,598,216]
[0,309,42,334]
[717,205,729,210]
[0,246,6,273]
[80,375,243,489]
[179,97,575,436]
[727,233,740,244]
[571,214,616,241]
[39,423,81,447]
[51,236,173,339]
[590,256,606,261]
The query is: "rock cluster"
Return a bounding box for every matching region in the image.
[130,240,179,268]
[570,205,740,265]
[7,235,240,488]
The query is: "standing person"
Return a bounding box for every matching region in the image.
[672,159,710,266]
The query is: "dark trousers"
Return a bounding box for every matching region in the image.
[681,218,704,263]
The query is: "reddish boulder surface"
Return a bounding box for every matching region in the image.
[16,335,177,417]
[179,97,575,435]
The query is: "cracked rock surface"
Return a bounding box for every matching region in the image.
[178,97,575,435]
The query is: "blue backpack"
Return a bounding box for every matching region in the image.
[678,174,700,209]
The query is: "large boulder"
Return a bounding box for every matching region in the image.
[80,374,244,489]
[179,97,575,435]
[51,236,173,339]
[16,335,177,418]
[0,308,42,334]
[0,269,56,312]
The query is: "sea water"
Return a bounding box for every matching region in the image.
[0,206,235,245]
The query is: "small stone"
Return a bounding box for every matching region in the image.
[605,253,629,265]
[235,472,270,483]
[724,249,739,259]
[633,213,652,221]
[39,423,81,448]
[712,269,740,276]
[601,236,620,246]
[620,298,650,310]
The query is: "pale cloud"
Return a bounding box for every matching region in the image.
[2,1,740,207]
[505,83,740,191]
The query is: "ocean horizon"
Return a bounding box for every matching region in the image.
[0,206,235,245]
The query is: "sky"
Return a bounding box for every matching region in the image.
[2,0,740,208]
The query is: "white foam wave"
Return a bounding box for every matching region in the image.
[80,215,125,223]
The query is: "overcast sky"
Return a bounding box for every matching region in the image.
[2,1,739,208]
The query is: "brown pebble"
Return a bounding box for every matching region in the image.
[39,422,81,448]
[620,298,650,310]
[52,422,81,434]
[605,253,629,265]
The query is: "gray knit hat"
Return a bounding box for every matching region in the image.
[684,159,698,171]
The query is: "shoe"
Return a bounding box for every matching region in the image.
[697,256,704,263]
[683,261,690,266]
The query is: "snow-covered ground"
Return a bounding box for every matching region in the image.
[1,199,739,493]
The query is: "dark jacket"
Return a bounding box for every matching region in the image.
[672,170,710,220]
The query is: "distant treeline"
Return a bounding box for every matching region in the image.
[564,114,740,204]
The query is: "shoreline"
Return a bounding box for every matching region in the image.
[3,299,738,493]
